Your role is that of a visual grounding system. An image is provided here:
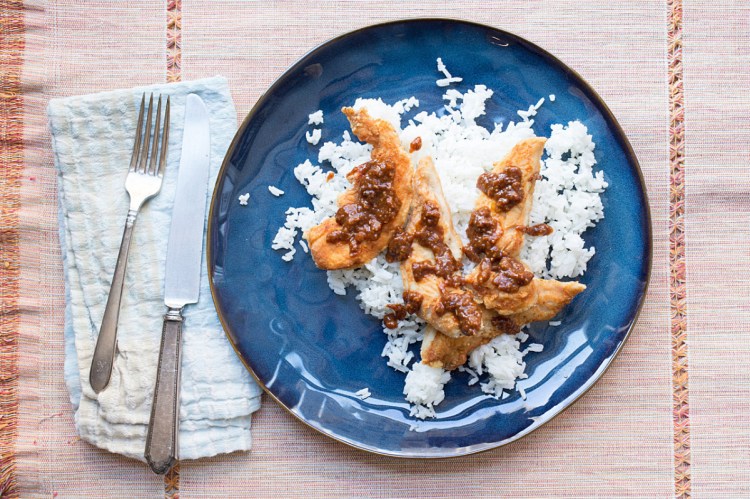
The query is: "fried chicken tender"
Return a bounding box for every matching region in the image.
[420,138,586,370]
[305,107,414,270]
[465,256,538,315]
[508,279,586,325]
[420,279,585,370]
[421,326,489,371]
[464,137,586,316]
[476,137,546,257]
[400,156,476,338]
[420,325,495,370]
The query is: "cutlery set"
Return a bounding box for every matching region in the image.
[88,92,211,474]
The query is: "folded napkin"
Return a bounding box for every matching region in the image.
[49,77,262,462]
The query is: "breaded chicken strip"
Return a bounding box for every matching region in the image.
[471,137,546,257]
[305,107,414,270]
[464,137,585,316]
[420,138,586,370]
[398,156,479,338]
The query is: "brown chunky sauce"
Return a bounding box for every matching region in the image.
[491,315,521,335]
[517,223,554,237]
[464,206,503,262]
[434,291,483,336]
[385,228,413,263]
[474,255,534,293]
[325,160,401,255]
[477,166,524,212]
[411,202,462,286]
[383,315,398,329]
[411,261,437,281]
[409,136,422,153]
[464,190,534,294]
[399,201,489,336]
[383,291,424,329]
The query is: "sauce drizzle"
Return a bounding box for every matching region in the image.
[434,290,483,336]
[385,228,413,263]
[383,291,424,329]
[464,206,502,262]
[325,160,401,255]
[517,223,554,237]
[411,202,462,286]
[476,166,524,212]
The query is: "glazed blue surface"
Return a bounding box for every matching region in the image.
[208,19,651,457]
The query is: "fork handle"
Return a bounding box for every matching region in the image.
[89,209,138,393]
[145,307,183,474]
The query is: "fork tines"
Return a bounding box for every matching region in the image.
[130,93,171,176]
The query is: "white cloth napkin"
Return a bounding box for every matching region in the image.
[49,76,262,462]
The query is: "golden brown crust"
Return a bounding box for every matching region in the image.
[420,327,491,370]
[475,137,546,257]
[421,280,586,370]
[305,108,414,270]
[508,280,586,324]
[420,137,587,370]
[400,156,469,338]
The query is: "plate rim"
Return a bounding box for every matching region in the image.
[206,17,654,458]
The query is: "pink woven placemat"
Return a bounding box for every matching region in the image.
[682,1,750,496]
[5,0,749,497]
[179,3,673,498]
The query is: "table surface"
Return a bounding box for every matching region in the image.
[1,1,748,498]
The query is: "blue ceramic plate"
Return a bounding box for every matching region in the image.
[208,19,651,457]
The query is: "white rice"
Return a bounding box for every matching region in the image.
[436,57,463,87]
[308,110,324,125]
[519,121,607,278]
[404,363,451,418]
[524,343,545,354]
[306,129,322,145]
[238,192,250,206]
[354,388,371,400]
[271,59,606,418]
[467,333,530,398]
[268,185,285,197]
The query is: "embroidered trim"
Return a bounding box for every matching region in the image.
[668,1,692,497]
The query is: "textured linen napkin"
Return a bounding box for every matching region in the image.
[49,77,262,462]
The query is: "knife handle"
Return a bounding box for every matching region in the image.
[145,307,183,474]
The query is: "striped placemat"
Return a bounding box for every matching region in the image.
[4,0,749,496]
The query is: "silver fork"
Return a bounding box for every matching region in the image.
[89,94,171,394]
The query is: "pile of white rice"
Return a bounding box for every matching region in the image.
[270,60,607,419]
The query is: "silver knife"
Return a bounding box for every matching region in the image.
[145,94,211,474]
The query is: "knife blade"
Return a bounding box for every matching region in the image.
[164,94,211,308]
[145,94,211,474]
